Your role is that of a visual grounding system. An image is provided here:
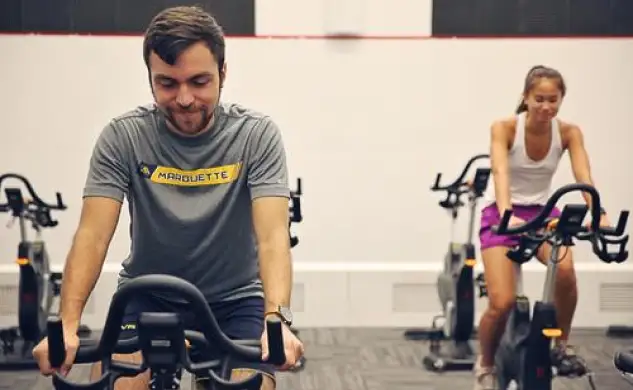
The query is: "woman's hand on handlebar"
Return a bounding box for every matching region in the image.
[585,214,612,229]
[260,319,304,371]
[32,329,79,377]
[599,213,611,228]
[508,215,526,228]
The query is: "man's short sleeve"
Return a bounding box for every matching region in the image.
[83,122,130,202]
[247,117,290,200]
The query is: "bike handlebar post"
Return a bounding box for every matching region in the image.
[542,243,561,304]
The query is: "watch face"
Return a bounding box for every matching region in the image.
[279,306,293,324]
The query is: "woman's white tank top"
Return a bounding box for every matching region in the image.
[485,112,564,206]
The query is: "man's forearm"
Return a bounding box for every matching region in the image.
[59,231,107,332]
[259,233,292,313]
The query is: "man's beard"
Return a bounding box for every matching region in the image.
[159,104,215,136]
[153,87,222,136]
[169,107,212,134]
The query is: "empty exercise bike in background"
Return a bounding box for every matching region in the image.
[286,177,306,372]
[491,183,629,390]
[0,173,92,370]
[403,154,491,372]
[289,177,303,249]
[46,274,287,390]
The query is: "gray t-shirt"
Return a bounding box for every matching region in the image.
[83,102,290,303]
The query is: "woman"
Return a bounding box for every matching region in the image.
[473,65,610,390]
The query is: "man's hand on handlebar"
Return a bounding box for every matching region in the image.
[33,329,79,377]
[261,317,304,371]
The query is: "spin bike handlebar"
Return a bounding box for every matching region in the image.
[431,154,490,209]
[47,275,286,390]
[0,173,66,211]
[492,183,629,264]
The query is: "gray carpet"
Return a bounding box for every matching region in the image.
[0,328,631,389]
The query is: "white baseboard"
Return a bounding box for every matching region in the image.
[0,262,632,329]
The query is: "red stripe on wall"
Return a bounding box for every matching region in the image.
[0,31,632,39]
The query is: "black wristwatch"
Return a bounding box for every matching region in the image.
[266,306,293,326]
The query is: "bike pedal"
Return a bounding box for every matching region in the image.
[556,365,588,378]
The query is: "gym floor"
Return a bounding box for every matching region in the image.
[1,328,630,389]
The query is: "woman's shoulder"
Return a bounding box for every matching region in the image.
[556,118,583,147]
[490,115,518,144]
[492,115,518,130]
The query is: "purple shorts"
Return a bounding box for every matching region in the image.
[479,203,561,250]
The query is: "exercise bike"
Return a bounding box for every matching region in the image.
[0,173,91,370]
[491,183,629,390]
[47,274,287,390]
[286,177,306,372]
[403,154,491,373]
[289,177,303,249]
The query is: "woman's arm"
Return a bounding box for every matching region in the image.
[490,121,512,215]
[565,125,598,209]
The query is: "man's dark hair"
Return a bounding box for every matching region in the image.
[143,6,225,72]
[515,65,566,114]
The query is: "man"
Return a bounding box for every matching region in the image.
[32,6,303,390]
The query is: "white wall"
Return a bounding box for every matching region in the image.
[1,35,632,266]
[1,34,632,327]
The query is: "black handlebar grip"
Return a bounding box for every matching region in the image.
[47,316,66,368]
[593,234,629,263]
[611,211,630,236]
[431,173,441,190]
[265,317,286,366]
[293,198,302,222]
[506,235,544,264]
[55,192,66,209]
[493,210,514,234]
[296,178,302,195]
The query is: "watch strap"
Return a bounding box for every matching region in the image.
[265,309,292,325]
